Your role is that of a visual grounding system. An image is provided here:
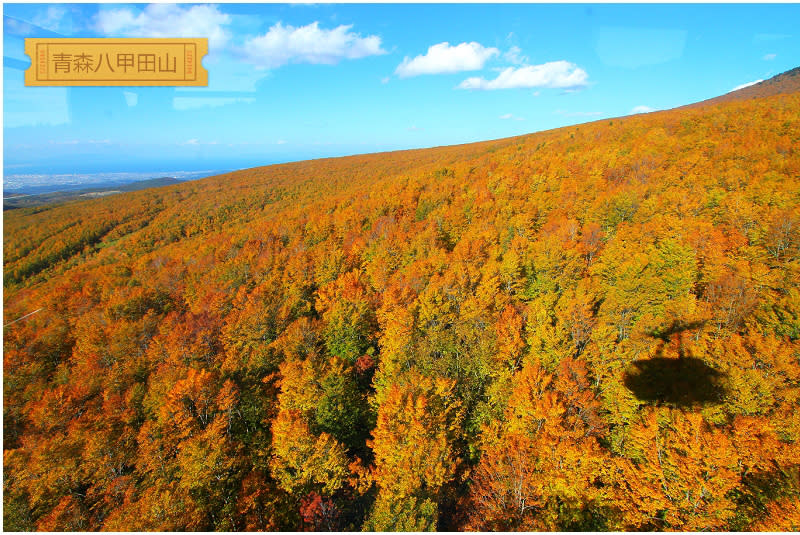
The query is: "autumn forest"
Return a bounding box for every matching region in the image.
[4,77,800,530]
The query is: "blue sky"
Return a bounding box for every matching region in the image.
[4,3,800,184]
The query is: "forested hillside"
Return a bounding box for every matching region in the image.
[4,89,800,530]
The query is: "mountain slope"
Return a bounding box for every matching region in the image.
[4,84,800,531]
[684,65,800,108]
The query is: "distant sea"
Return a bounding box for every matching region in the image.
[1,154,316,196]
[3,169,232,196]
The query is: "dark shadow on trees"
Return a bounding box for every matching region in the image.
[625,319,726,407]
[624,357,727,407]
[728,468,800,530]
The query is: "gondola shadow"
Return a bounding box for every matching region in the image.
[624,320,727,408]
[624,356,727,407]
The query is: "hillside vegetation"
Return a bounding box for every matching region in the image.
[4,90,800,530]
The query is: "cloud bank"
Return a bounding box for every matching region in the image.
[96,4,231,50]
[395,42,499,77]
[242,22,385,69]
[503,46,528,65]
[458,61,588,90]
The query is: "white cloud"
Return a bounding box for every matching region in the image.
[30,5,85,34]
[95,4,231,51]
[49,139,80,145]
[277,140,287,145]
[730,79,763,92]
[763,53,777,61]
[180,139,218,146]
[458,61,588,91]
[123,91,138,107]
[4,17,36,36]
[630,105,655,114]
[381,76,390,84]
[407,125,423,132]
[241,22,385,69]
[395,42,499,78]
[503,45,528,65]
[32,6,71,33]
[499,113,524,121]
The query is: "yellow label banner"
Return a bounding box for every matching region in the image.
[24,38,208,86]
